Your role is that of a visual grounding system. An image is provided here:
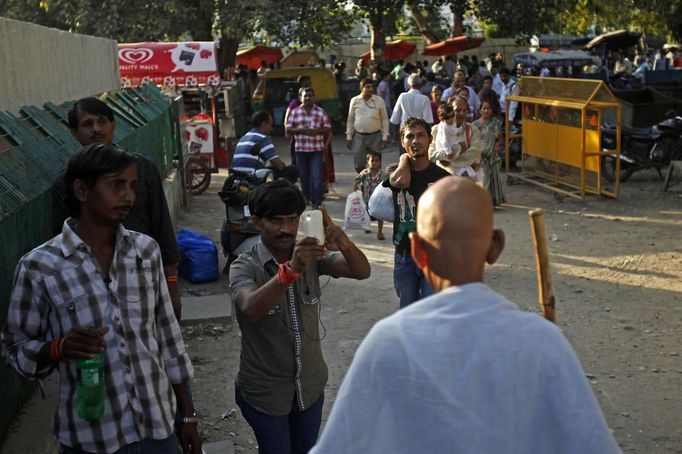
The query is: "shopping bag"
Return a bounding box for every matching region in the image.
[367,184,394,223]
[343,190,371,230]
[177,228,219,283]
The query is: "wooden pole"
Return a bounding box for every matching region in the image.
[529,208,556,322]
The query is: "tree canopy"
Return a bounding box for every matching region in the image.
[1,0,680,73]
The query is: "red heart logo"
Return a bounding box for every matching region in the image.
[119,48,154,64]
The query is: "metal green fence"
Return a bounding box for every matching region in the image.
[0,83,181,444]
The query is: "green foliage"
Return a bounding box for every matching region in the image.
[0,0,175,41]
[475,0,572,39]
[558,0,682,42]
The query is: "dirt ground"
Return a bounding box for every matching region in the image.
[177,135,682,453]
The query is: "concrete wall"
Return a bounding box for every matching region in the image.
[0,18,120,112]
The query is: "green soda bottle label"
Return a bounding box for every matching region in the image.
[81,368,100,386]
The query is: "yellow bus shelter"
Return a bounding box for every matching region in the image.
[506,77,622,200]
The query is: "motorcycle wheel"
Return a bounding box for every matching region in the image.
[185,156,211,195]
[602,155,635,182]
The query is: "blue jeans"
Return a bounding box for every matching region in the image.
[394,251,433,308]
[235,383,324,454]
[295,150,323,206]
[60,435,177,453]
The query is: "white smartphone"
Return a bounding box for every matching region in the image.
[300,210,325,244]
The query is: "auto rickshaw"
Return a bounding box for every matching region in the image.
[251,67,341,133]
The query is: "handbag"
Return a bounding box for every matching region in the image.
[367,183,394,223]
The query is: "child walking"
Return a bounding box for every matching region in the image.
[353,151,386,240]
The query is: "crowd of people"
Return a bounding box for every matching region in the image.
[0,50,629,453]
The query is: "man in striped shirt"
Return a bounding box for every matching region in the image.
[2,144,200,453]
[231,111,298,182]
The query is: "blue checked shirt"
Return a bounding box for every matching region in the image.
[1,220,193,453]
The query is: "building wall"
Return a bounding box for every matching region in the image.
[0,18,120,112]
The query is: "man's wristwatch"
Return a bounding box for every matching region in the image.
[182,414,198,424]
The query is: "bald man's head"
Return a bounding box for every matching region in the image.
[411,177,504,290]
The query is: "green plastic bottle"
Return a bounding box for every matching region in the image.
[76,351,105,421]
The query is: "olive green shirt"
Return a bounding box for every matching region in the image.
[229,240,340,415]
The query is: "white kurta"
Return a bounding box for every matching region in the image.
[311,283,621,454]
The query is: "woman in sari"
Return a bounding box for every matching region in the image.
[473,100,505,206]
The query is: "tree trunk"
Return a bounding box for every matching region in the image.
[217,36,240,80]
[407,2,440,44]
[449,0,466,37]
[369,8,387,66]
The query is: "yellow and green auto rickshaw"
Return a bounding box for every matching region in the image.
[251,67,341,132]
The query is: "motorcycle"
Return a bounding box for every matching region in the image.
[601,115,682,182]
[218,168,273,274]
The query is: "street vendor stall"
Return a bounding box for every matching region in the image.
[506,76,622,201]
[118,41,234,194]
[236,45,284,70]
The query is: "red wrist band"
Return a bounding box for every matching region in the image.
[278,261,300,285]
[50,337,63,362]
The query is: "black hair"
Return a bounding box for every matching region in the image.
[64,144,136,217]
[499,67,511,76]
[360,78,374,89]
[366,151,381,160]
[248,179,306,218]
[400,117,432,140]
[68,97,114,130]
[251,111,271,128]
[483,75,494,82]
[437,103,455,119]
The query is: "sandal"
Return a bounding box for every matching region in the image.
[377,232,385,241]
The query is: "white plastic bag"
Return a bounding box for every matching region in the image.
[367,184,394,223]
[343,190,371,230]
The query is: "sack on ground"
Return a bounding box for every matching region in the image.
[367,184,394,223]
[344,190,371,230]
[177,228,219,283]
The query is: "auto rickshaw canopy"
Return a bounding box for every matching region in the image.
[258,67,338,103]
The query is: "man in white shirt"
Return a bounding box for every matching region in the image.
[442,71,481,113]
[346,78,389,172]
[613,51,634,75]
[311,177,622,454]
[443,55,457,79]
[494,67,518,118]
[390,73,433,152]
[431,58,444,76]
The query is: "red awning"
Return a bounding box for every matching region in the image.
[361,40,416,64]
[118,42,220,87]
[423,36,485,56]
[236,46,284,70]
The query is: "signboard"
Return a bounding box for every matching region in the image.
[183,120,215,168]
[118,42,220,88]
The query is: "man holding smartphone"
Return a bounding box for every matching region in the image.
[228,179,370,454]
